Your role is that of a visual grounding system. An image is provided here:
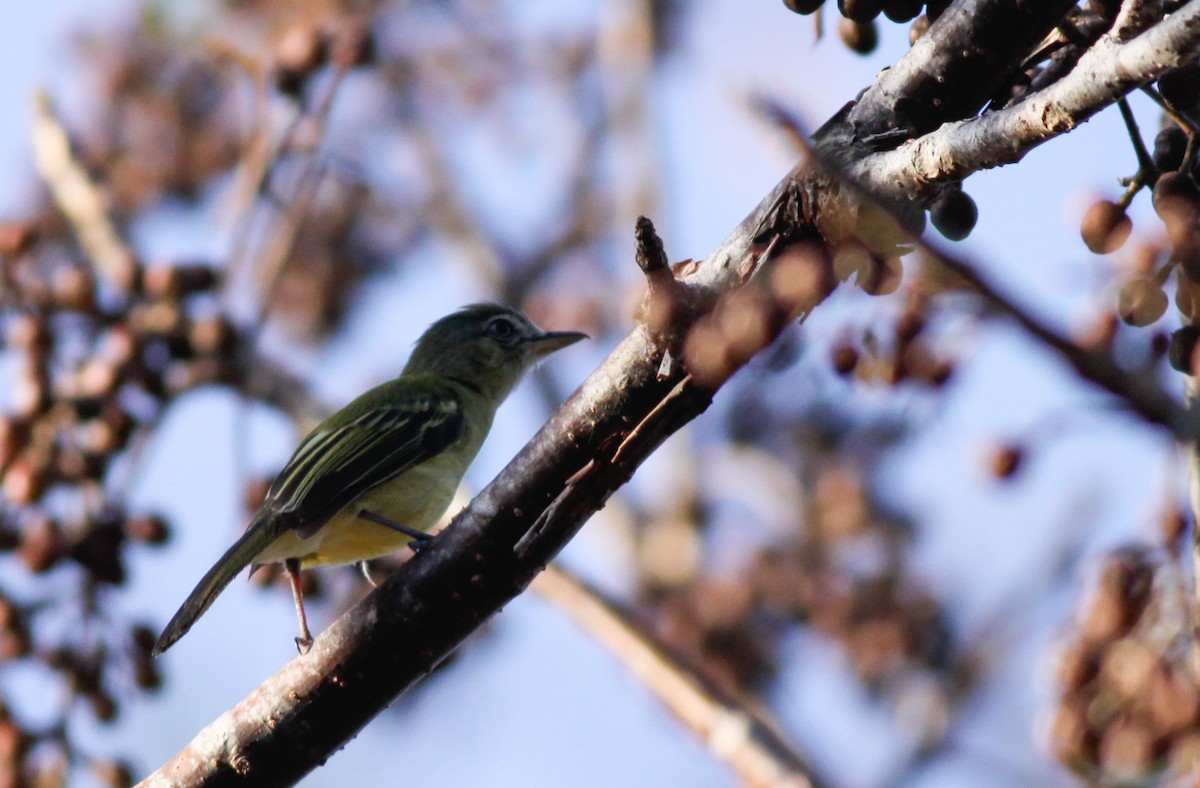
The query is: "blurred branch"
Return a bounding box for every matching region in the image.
[31,93,138,292]
[1186,378,1200,671]
[531,565,822,788]
[924,242,1194,436]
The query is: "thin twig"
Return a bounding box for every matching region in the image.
[1117,97,1157,181]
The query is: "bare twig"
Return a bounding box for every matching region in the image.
[31,93,138,292]
[531,565,821,788]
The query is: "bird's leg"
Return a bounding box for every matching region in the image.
[284,558,314,653]
[357,560,377,587]
[357,509,433,552]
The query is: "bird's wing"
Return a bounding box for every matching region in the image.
[265,390,465,537]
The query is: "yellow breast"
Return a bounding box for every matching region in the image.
[252,453,465,568]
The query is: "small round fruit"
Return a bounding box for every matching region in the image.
[1080,200,1132,254]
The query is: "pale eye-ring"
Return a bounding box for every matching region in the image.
[486,317,518,342]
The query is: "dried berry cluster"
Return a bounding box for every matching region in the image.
[781,0,933,55]
[827,293,955,389]
[0,219,238,785]
[637,435,961,746]
[1075,58,1200,357]
[0,7,400,785]
[1045,545,1200,783]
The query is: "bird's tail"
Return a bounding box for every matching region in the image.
[153,517,277,656]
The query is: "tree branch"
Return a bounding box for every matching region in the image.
[531,565,822,788]
[844,0,1078,140]
[846,2,1200,200]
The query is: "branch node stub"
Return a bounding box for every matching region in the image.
[633,216,695,374]
[635,215,671,283]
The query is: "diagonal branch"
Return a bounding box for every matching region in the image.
[844,0,1078,140]
[531,565,822,788]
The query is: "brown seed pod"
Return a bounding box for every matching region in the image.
[925,0,951,19]
[131,624,158,656]
[925,357,954,387]
[1159,506,1188,550]
[1153,126,1188,174]
[909,14,930,45]
[1046,700,1095,771]
[98,326,141,368]
[70,519,127,584]
[331,19,376,68]
[830,342,860,376]
[988,443,1024,480]
[141,264,219,300]
[1096,718,1154,777]
[1159,63,1200,115]
[1147,664,1200,735]
[11,363,50,419]
[1116,278,1168,327]
[18,515,62,573]
[165,357,238,393]
[1053,640,1101,693]
[91,759,135,788]
[4,450,50,505]
[0,417,29,473]
[858,255,903,296]
[187,315,238,357]
[54,448,106,483]
[895,308,926,344]
[930,189,978,241]
[243,476,271,512]
[123,514,169,545]
[1080,200,1132,254]
[276,22,330,74]
[0,223,37,255]
[133,658,163,692]
[783,0,825,12]
[50,265,95,313]
[89,692,119,723]
[1153,172,1200,249]
[838,18,878,54]
[1168,326,1200,373]
[4,313,51,353]
[128,301,186,339]
[883,0,922,22]
[0,720,27,764]
[838,0,881,22]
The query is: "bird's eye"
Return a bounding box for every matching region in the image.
[485,317,517,342]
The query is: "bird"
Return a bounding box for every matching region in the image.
[153,304,586,656]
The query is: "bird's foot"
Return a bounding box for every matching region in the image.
[357,509,434,551]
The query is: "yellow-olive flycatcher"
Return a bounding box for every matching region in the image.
[153,304,585,655]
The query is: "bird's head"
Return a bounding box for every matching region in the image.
[404,304,587,399]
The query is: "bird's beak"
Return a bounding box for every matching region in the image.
[527,330,588,356]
